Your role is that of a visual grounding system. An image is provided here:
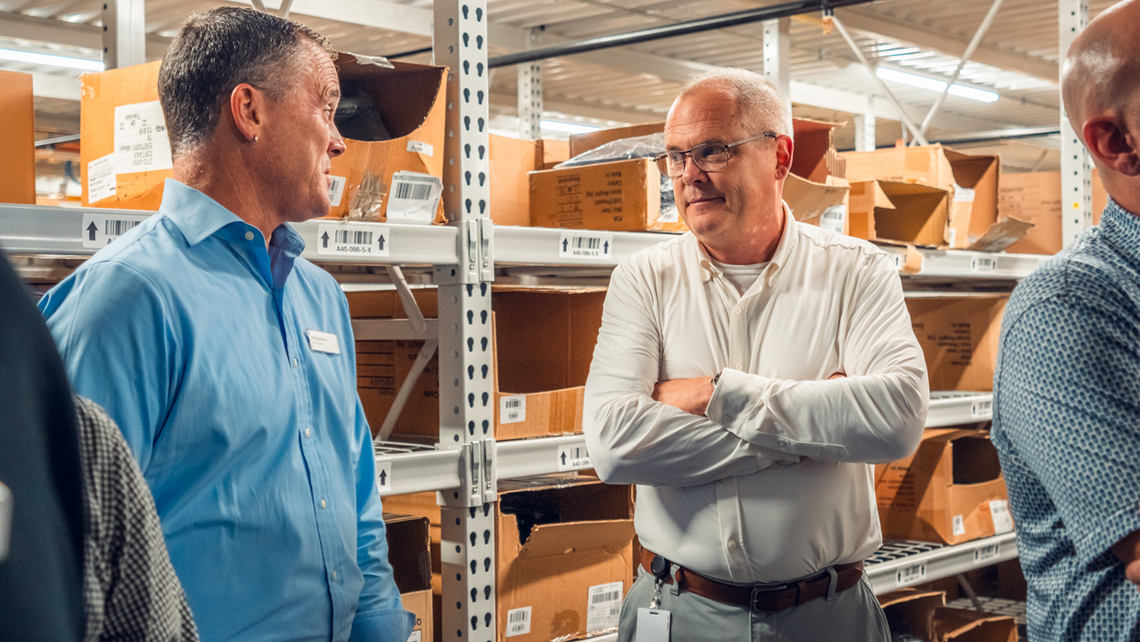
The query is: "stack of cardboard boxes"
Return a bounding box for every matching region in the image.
[878,588,1018,642]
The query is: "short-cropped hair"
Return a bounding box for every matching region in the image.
[678,68,794,140]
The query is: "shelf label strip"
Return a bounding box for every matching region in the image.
[81,212,149,249]
[317,223,390,257]
[971,399,993,420]
[895,563,927,589]
[558,231,614,260]
[558,443,592,471]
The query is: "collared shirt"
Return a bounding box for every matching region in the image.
[584,204,928,584]
[76,395,198,642]
[40,180,413,642]
[992,197,1140,641]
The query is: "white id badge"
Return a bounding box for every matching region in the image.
[636,608,671,642]
[305,330,341,355]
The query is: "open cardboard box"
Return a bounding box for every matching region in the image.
[876,428,1012,546]
[384,474,635,642]
[934,607,1018,642]
[878,588,947,642]
[384,513,434,642]
[79,55,446,222]
[907,295,1006,392]
[849,180,951,247]
[843,144,1031,251]
[0,70,34,205]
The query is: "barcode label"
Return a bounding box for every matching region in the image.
[990,500,1014,534]
[386,171,442,225]
[81,212,150,249]
[658,205,679,223]
[971,399,993,419]
[558,444,591,471]
[406,140,434,156]
[500,395,526,424]
[558,231,614,260]
[953,184,976,203]
[971,256,997,273]
[586,581,623,634]
[87,153,117,203]
[820,205,846,235]
[328,175,346,207]
[888,252,904,270]
[316,223,390,257]
[953,514,966,536]
[974,543,1000,564]
[407,631,421,642]
[506,606,531,637]
[895,563,927,588]
[376,461,392,494]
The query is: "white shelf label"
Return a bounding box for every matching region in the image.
[376,460,392,493]
[952,515,966,537]
[971,255,997,273]
[406,140,434,156]
[87,154,117,203]
[888,252,905,270]
[328,175,346,207]
[974,543,1001,565]
[971,399,993,420]
[113,101,172,174]
[558,443,592,471]
[316,223,390,257]
[558,231,614,260]
[990,500,1014,534]
[386,171,442,225]
[953,184,976,203]
[81,212,148,249]
[820,205,846,235]
[407,631,421,642]
[500,395,526,424]
[895,563,927,589]
[506,606,531,637]
[586,581,624,634]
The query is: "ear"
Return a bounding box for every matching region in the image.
[1083,115,1140,177]
[774,135,794,180]
[229,83,264,144]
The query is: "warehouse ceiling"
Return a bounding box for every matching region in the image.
[0,0,1118,175]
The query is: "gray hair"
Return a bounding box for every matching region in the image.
[678,68,794,139]
[158,7,336,158]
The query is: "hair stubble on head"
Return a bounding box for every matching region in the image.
[157,6,336,159]
[674,68,795,141]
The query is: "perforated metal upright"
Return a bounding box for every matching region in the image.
[1059,0,1092,248]
[518,28,543,141]
[433,2,497,641]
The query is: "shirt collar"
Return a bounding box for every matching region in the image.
[158,178,305,255]
[696,201,798,284]
[1097,197,1140,266]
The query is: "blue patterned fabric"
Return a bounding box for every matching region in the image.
[993,197,1140,641]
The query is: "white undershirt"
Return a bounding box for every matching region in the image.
[709,258,769,295]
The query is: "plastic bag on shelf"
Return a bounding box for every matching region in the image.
[554,132,677,223]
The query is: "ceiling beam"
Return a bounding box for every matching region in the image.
[0,11,170,60]
[834,6,1057,83]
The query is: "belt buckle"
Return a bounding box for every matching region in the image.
[749,582,793,612]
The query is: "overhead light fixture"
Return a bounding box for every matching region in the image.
[540,119,601,134]
[876,67,999,103]
[0,48,103,72]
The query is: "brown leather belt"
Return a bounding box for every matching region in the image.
[639,547,864,613]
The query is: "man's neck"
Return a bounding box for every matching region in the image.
[700,206,786,265]
[174,149,281,247]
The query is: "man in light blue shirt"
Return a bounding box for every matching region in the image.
[39,7,412,641]
[992,1,1140,640]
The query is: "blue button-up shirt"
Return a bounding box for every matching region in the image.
[40,180,413,642]
[993,197,1140,641]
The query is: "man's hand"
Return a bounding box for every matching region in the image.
[1111,530,1140,591]
[652,376,716,416]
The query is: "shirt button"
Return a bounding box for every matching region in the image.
[720,478,731,486]
[320,499,327,509]
[332,570,337,580]
[305,428,311,438]
[734,307,742,315]
[292,358,299,367]
[244,231,255,241]
[735,363,742,369]
[727,540,738,550]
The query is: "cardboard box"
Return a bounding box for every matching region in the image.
[386,474,636,642]
[876,428,1012,546]
[490,134,541,226]
[79,55,446,222]
[540,139,570,170]
[878,588,946,642]
[907,296,1006,392]
[352,286,606,442]
[529,157,685,232]
[849,180,951,247]
[384,513,433,642]
[933,607,1018,642]
[843,145,1016,250]
[999,172,1062,255]
[0,70,35,205]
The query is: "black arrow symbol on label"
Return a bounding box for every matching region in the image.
[378,235,386,251]
[87,222,98,241]
[379,469,388,486]
[603,241,610,253]
[321,231,329,248]
[560,452,567,465]
[562,239,569,252]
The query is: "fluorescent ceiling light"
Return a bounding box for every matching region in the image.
[0,48,103,72]
[540,119,601,134]
[876,67,999,103]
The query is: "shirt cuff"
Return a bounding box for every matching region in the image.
[349,607,416,642]
[1074,502,1140,569]
[705,367,754,426]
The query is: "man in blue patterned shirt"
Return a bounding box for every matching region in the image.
[992,1,1140,639]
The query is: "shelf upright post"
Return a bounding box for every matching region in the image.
[762,17,791,100]
[854,94,876,152]
[101,0,146,70]
[518,28,543,141]
[433,1,497,641]
[1059,0,1092,248]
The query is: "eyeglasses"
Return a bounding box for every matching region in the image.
[653,132,778,178]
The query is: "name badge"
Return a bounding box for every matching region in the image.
[306,329,341,355]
